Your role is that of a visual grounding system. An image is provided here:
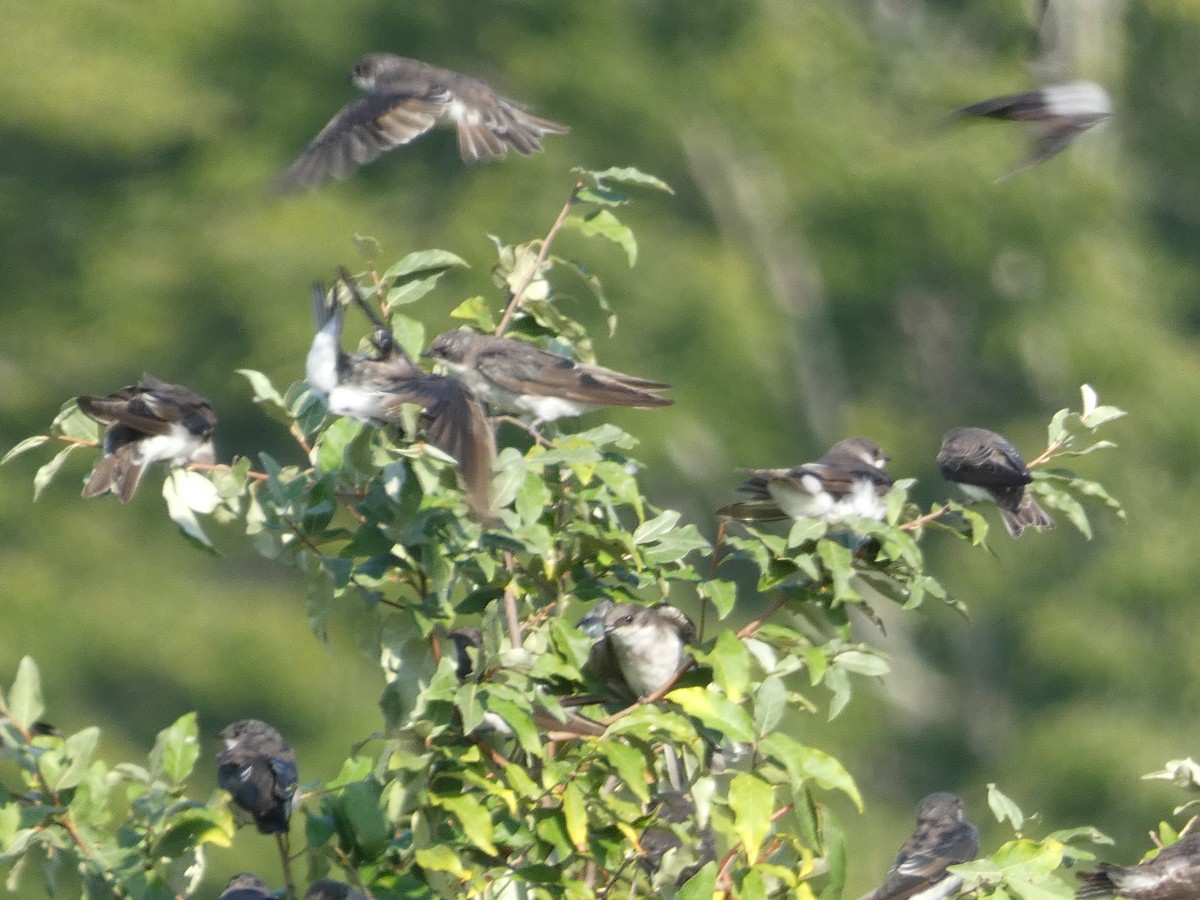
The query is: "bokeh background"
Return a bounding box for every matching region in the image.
[3,0,1198,893]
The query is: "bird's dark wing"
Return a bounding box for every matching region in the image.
[578,362,671,392]
[951,90,1051,122]
[379,373,495,519]
[871,819,979,900]
[653,603,698,645]
[78,381,213,438]
[943,438,1031,488]
[474,343,670,407]
[276,93,445,192]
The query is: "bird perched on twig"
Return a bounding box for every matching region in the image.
[306,277,496,519]
[276,53,569,192]
[937,427,1053,538]
[718,438,892,524]
[423,329,672,426]
[862,792,979,900]
[218,720,299,899]
[947,81,1112,178]
[217,719,298,835]
[219,873,274,900]
[1077,834,1200,900]
[578,601,696,701]
[76,375,217,503]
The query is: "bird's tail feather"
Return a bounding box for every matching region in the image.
[999,490,1055,538]
[1075,869,1118,899]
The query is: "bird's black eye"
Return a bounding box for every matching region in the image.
[620,614,635,625]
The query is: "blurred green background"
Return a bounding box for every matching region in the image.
[3,0,1198,894]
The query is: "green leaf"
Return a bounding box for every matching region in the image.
[380,249,468,282]
[729,772,774,862]
[677,862,718,900]
[51,727,99,791]
[698,631,752,703]
[787,518,827,548]
[817,540,859,602]
[162,470,217,551]
[700,579,738,619]
[761,733,862,810]
[52,402,102,443]
[754,675,787,737]
[2,435,49,466]
[563,210,638,266]
[8,657,44,730]
[988,783,1025,831]
[414,845,465,877]
[833,649,890,678]
[597,742,650,803]
[449,295,497,332]
[632,509,681,545]
[237,369,287,409]
[149,713,199,784]
[582,166,675,194]
[668,687,755,743]
[342,780,390,857]
[562,781,588,851]
[437,794,497,856]
[33,444,79,501]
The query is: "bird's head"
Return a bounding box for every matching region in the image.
[423,330,475,365]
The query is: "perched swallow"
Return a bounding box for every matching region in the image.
[220,873,274,900]
[863,792,980,900]
[948,81,1112,176]
[76,375,217,503]
[718,438,893,524]
[305,879,368,900]
[1077,834,1200,900]
[937,427,1053,538]
[276,53,569,192]
[306,280,496,518]
[217,719,298,835]
[579,601,696,700]
[423,329,672,425]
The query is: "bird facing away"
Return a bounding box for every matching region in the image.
[863,792,980,900]
[305,879,368,900]
[936,427,1054,538]
[219,873,274,900]
[718,438,893,524]
[578,601,696,700]
[76,375,217,503]
[1077,834,1200,900]
[216,719,298,835]
[422,329,673,425]
[306,281,496,519]
[948,81,1112,177]
[276,53,569,192]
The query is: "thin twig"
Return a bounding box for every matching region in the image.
[276,832,296,900]
[502,551,523,647]
[735,594,789,640]
[899,505,949,532]
[495,415,554,448]
[1026,438,1067,469]
[494,182,582,337]
[187,461,269,482]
